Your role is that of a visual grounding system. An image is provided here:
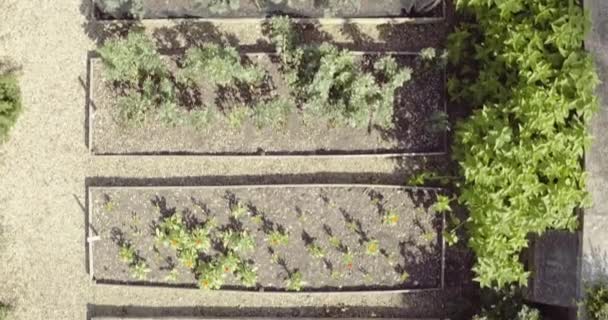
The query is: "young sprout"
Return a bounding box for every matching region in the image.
[420,47,437,61]
[251,214,263,225]
[285,271,305,291]
[178,250,197,269]
[382,209,400,226]
[103,197,117,212]
[236,262,258,287]
[231,201,249,219]
[165,267,179,282]
[219,252,240,274]
[307,243,325,259]
[342,251,354,270]
[222,230,255,253]
[329,236,342,249]
[196,261,224,290]
[432,195,452,213]
[118,243,136,264]
[130,261,151,280]
[365,239,380,256]
[331,270,343,280]
[400,271,410,282]
[421,231,437,243]
[266,230,289,247]
[191,226,212,252]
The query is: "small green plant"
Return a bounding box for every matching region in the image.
[118,243,136,264]
[585,283,608,320]
[399,271,410,282]
[165,267,180,282]
[155,213,215,269]
[382,209,399,226]
[420,47,437,61]
[130,261,151,280]
[432,195,452,213]
[307,243,325,259]
[329,236,342,249]
[222,230,255,253]
[285,271,305,291]
[0,70,22,141]
[266,230,289,246]
[252,98,293,130]
[179,43,265,88]
[196,259,225,290]
[98,32,174,125]
[230,201,249,219]
[342,251,354,270]
[236,261,258,287]
[365,239,380,256]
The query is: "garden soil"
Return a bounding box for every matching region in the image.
[0,0,472,319]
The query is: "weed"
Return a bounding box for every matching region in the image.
[365,239,380,256]
[118,243,136,264]
[307,243,325,259]
[266,230,289,247]
[285,271,305,291]
[131,261,151,280]
[0,70,22,141]
[382,209,400,226]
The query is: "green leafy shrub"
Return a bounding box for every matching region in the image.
[179,43,265,88]
[98,32,175,124]
[267,16,411,130]
[586,283,608,320]
[0,71,21,141]
[449,0,598,287]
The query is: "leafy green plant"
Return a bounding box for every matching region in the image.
[221,230,255,253]
[196,259,225,290]
[267,16,411,130]
[449,0,598,288]
[180,43,265,88]
[155,213,215,269]
[382,209,399,226]
[98,32,175,124]
[95,0,145,19]
[473,287,541,320]
[306,243,325,259]
[285,271,305,291]
[0,70,21,141]
[364,239,380,256]
[266,230,289,246]
[0,302,12,320]
[585,283,608,320]
[118,243,136,264]
[236,261,258,287]
[131,261,151,280]
[252,98,293,130]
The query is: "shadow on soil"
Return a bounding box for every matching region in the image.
[87,286,476,319]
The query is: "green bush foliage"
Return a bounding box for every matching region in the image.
[267,16,411,129]
[473,287,542,320]
[0,303,11,320]
[98,32,176,124]
[0,71,21,141]
[449,0,598,288]
[179,44,265,87]
[586,283,608,320]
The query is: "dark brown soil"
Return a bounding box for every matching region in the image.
[90,53,446,155]
[90,185,444,291]
[93,0,444,20]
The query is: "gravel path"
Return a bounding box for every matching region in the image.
[0,1,466,319]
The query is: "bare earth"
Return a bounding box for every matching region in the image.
[0,1,469,319]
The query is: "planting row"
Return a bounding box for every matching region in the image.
[89,185,446,291]
[93,0,444,20]
[90,18,446,155]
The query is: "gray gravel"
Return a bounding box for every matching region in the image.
[0,1,467,319]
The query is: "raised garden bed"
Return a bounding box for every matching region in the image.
[91,0,445,21]
[87,185,446,292]
[89,52,446,156]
